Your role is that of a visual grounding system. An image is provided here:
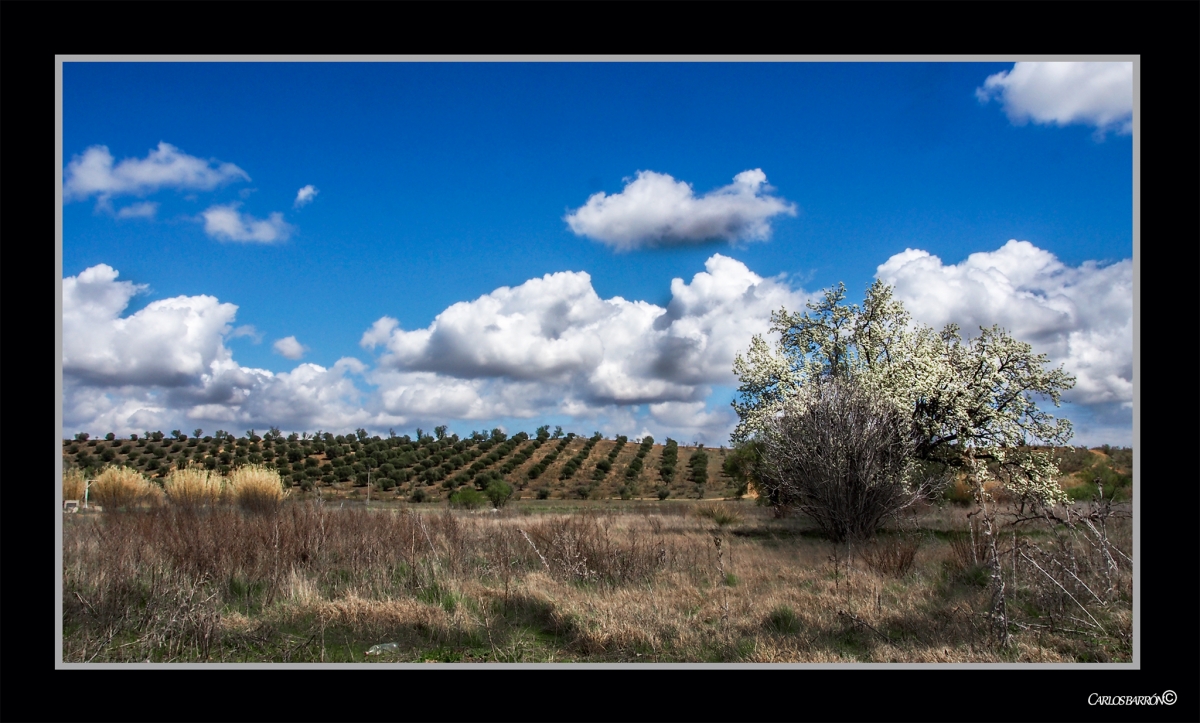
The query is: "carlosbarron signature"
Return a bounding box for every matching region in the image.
[1089,691,1176,706]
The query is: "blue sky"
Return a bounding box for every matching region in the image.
[60,60,1134,446]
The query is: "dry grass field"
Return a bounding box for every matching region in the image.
[62,495,1131,663]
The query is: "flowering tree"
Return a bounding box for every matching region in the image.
[732,280,1076,509]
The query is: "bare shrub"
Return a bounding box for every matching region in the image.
[525,514,665,585]
[91,466,164,509]
[758,379,924,542]
[226,465,288,513]
[1010,497,1132,640]
[859,534,921,577]
[165,466,224,507]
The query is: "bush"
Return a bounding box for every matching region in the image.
[450,487,486,509]
[1067,480,1129,503]
[485,479,514,508]
[164,466,224,507]
[536,488,551,500]
[657,487,670,501]
[758,379,923,542]
[766,606,801,635]
[226,465,288,513]
[695,503,742,527]
[92,466,164,509]
[410,487,427,503]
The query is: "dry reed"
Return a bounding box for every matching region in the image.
[226,465,288,513]
[63,467,86,501]
[165,466,225,507]
[91,465,164,509]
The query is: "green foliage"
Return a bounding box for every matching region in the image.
[660,438,678,484]
[688,445,708,486]
[1105,446,1132,469]
[449,487,486,509]
[559,433,601,480]
[485,479,514,508]
[1050,446,1097,475]
[1067,477,1130,502]
[722,441,765,500]
[766,606,801,635]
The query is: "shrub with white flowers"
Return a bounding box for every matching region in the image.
[732,280,1075,512]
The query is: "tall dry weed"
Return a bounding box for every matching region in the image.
[91,466,164,509]
[226,465,288,513]
[165,466,224,507]
[63,467,86,501]
[695,502,743,527]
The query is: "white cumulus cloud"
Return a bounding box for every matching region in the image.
[116,201,159,219]
[63,142,250,202]
[201,203,294,243]
[273,336,308,360]
[63,257,810,445]
[565,169,797,250]
[61,263,372,439]
[228,325,262,343]
[876,240,1133,408]
[647,401,738,446]
[63,264,239,388]
[294,185,319,208]
[362,254,809,421]
[976,62,1133,137]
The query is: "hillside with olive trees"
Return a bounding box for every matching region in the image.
[62,427,1130,505]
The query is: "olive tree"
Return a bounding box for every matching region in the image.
[732,280,1076,511]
